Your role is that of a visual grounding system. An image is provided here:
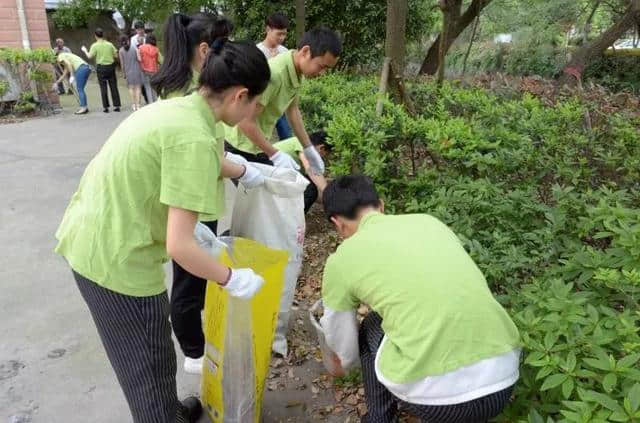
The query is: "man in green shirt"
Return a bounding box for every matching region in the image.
[225,27,341,175]
[81,28,121,113]
[319,175,521,423]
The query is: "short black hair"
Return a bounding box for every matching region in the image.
[310,131,332,150]
[134,21,145,30]
[95,28,104,38]
[298,27,342,58]
[266,12,289,30]
[146,34,157,46]
[323,175,381,221]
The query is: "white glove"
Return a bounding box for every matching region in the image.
[225,151,247,166]
[270,150,300,170]
[194,222,227,257]
[69,76,75,85]
[222,268,265,300]
[304,145,325,175]
[51,83,57,91]
[239,163,265,189]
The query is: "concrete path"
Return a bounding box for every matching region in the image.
[0,105,340,423]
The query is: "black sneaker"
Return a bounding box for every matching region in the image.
[103,108,109,113]
[114,107,120,112]
[179,396,202,423]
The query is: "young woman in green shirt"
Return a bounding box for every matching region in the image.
[150,12,240,375]
[55,40,270,423]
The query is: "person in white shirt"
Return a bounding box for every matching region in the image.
[130,21,146,50]
[256,12,292,139]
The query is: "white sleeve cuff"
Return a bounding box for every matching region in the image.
[320,307,360,370]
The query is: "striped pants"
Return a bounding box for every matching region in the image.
[359,312,514,423]
[73,270,189,423]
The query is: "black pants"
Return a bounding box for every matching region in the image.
[170,220,217,359]
[303,175,318,214]
[224,141,273,165]
[360,312,514,423]
[96,64,121,109]
[73,270,190,423]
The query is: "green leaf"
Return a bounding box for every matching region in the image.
[565,351,577,373]
[562,377,575,399]
[582,390,624,412]
[541,373,568,391]
[618,353,640,369]
[583,357,613,371]
[629,384,640,413]
[603,373,618,393]
[528,408,545,423]
[537,366,554,380]
[544,332,559,350]
[608,411,629,422]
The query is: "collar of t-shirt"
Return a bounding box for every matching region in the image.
[284,50,302,89]
[357,211,382,232]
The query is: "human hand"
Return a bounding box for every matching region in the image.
[269,150,300,170]
[304,145,325,175]
[221,268,265,300]
[238,163,265,189]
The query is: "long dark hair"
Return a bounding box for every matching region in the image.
[151,13,217,98]
[200,39,270,98]
[119,35,130,51]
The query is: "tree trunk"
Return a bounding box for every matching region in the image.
[295,0,305,44]
[583,0,601,44]
[419,0,492,75]
[385,0,408,87]
[462,15,480,75]
[559,0,640,85]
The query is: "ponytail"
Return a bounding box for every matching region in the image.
[151,13,217,98]
[200,40,270,98]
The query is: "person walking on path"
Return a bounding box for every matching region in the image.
[52,50,91,114]
[82,28,122,113]
[118,36,145,111]
[256,12,292,140]
[54,39,271,423]
[138,34,162,103]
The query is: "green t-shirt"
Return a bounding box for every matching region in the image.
[89,39,117,65]
[55,92,225,297]
[226,50,303,153]
[322,212,520,384]
[57,52,87,71]
[273,137,303,167]
[164,70,200,99]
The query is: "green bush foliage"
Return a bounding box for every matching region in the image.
[299,74,640,422]
[222,0,436,68]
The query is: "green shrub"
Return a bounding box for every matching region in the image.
[299,74,640,422]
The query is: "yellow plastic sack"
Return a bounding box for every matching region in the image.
[201,237,288,423]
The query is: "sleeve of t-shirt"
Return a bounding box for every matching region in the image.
[322,254,359,311]
[88,43,97,57]
[110,43,117,55]
[159,141,221,215]
[258,78,278,108]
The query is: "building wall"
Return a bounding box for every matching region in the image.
[0,0,58,104]
[0,0,51,48]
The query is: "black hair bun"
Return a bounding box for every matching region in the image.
[211,37,227,54]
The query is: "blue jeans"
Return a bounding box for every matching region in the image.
[74,64,91,108]
[275,114,292,140]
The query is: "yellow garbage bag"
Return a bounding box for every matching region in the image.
[201,237,288,423]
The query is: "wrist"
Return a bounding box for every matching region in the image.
[218,268,232,287]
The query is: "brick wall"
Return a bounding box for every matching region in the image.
[0,0,22,48]
[0,0,52,48]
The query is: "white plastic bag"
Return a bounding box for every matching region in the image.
[230,163,308,356]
